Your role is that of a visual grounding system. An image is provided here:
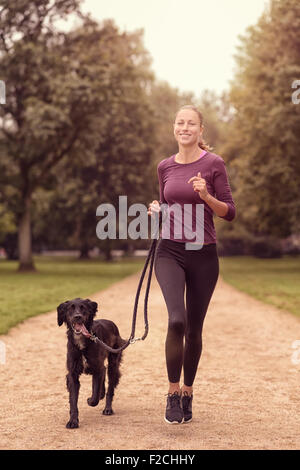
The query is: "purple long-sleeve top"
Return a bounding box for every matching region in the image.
[157,150,236,245]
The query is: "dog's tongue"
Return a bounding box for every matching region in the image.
[74,323,91,337]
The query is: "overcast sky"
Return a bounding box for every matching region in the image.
[80,0,269,97]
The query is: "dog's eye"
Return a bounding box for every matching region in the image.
[80,305,84,310]
[71,304,75,310]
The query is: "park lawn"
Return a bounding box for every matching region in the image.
[0,256,144,335]
[219,255,300,318]
[0,254,299,336]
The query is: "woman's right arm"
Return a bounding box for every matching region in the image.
[147,162,165,215]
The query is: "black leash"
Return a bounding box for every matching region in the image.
[89,214,161,354]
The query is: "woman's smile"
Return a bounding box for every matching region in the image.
[174,108,203,147]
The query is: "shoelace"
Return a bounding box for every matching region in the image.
[181,392,192,409]
[182,391,193,398]
[167,392,182,408]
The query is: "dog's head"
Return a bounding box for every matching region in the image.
[57,298,98,336]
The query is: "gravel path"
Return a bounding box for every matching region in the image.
[0,272,299,450]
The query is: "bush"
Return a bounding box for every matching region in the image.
[217,237,247,256]
[218,234,283,258]
[248,237,282,258]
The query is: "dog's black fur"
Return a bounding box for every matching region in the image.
[57,297,125,429]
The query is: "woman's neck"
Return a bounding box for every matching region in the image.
[175,145,203,163]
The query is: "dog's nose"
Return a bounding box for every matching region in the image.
[74,314,83,321]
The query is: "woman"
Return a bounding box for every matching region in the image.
[148,105,235,424]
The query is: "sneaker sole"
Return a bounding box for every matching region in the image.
[164,417,184,424]
[183,417,192,423]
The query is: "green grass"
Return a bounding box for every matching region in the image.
[1,254,299,336]
[219,255,300,317]
[0,256,144,335]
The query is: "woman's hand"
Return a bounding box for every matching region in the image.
[188,172,229,217]
[147,200,161,216]
[187,172,210,201]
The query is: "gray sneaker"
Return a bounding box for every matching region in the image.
[164,392,184,424]
[181,392,193,423]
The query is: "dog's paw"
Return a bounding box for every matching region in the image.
[87,397,99,407]
[66,419,79,429]
[103,408,114,416]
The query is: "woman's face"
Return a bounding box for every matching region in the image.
[173,109,203,147]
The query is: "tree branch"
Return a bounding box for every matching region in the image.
[0,32,9,53]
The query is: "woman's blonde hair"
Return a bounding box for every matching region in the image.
[175,105,213,152]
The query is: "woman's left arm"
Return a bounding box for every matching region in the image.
[188,157,236,221]
[202,192,230,218]
[209,157,236,221]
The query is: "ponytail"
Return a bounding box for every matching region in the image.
[198,138,213,152]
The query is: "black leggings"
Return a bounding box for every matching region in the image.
[154,238,219,387]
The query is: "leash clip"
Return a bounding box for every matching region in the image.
[89,334,98,343]
[129,337,143,344]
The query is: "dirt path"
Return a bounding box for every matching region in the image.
[0,272,299,450]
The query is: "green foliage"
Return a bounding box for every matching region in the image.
[31,21,158,258]
[0,1,158,266]
[5,0,299,261]
[227,0,300,239]
[0,204,16,243]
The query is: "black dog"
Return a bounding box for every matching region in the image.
[57,298,125,429]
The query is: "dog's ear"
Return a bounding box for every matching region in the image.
[57,301,70,326]
[86,299,98,317]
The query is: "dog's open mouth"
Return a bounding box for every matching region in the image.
[72,323,91,337]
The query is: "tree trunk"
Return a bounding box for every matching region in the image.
[79,243,90,259]
[104,248,112,261]
[18,195,35,272]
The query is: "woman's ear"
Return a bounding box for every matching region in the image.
[57,301,70,326]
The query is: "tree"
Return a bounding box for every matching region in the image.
[0,0,102,270]
[0,1,156,269]
[228,0,300,241]
[30,22,158,260]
